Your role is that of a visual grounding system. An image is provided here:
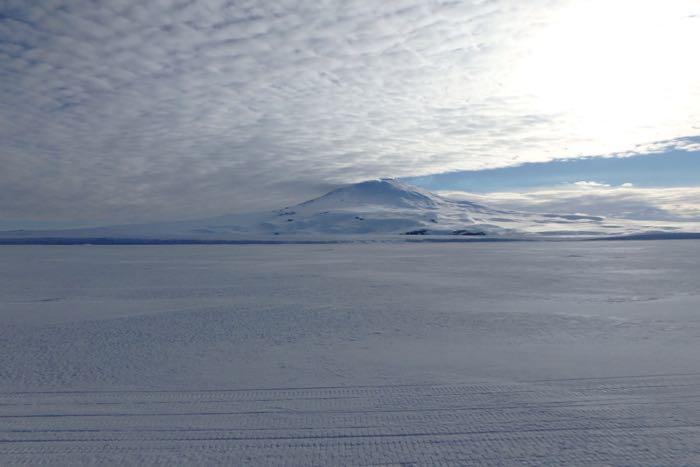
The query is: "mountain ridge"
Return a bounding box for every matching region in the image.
[2,179,699,242]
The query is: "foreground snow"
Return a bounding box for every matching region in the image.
[2,179,700,242]
[1,242,699,465]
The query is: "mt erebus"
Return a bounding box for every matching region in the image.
[2,179,700,242]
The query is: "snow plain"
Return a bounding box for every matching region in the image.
[1,241,699,465]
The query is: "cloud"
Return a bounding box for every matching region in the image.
[573,181,610,188]
[441,185,700,221]
[1,0,699,222]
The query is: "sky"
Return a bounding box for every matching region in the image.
[1,0,699,228]
[405,141,700,221]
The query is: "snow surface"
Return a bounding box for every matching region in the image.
[2,179,700,241]
[1,241,700,465]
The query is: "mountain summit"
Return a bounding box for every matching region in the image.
[300,179,439,210]
[2,179,699,241]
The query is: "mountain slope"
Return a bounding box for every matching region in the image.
[2,179,700,241]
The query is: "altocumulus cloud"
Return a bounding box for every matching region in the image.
[1,0,699,222]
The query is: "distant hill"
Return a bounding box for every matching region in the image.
[2,179,699,243]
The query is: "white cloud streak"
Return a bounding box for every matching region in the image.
[441,185,700,221]
[1,0,699,221]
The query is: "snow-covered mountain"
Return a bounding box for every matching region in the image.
[2,179,700,242]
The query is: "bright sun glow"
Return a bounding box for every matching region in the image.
[517,0,700,153]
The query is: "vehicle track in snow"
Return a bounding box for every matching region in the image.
[1,373,699,466]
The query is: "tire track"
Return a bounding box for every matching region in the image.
[1,375,699,465]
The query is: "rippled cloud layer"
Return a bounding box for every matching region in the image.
[2,0,698,221]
